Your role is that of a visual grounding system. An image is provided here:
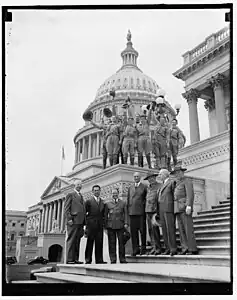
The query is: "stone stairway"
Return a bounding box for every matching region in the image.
[35,198,230,283]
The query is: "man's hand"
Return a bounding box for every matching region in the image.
[186,206,192,215]
[67,220,73,226]
[84,226,88,238]
[124,224,129,229]
[119,140,122,145]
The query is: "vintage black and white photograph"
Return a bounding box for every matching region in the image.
[3,3,233,296]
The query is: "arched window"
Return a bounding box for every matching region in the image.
[94,111,97,121]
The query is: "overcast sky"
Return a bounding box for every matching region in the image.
[6,8,229,211]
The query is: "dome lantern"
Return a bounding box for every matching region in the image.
[120,30,139,70]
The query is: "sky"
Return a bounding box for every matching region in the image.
[6,8,229,211]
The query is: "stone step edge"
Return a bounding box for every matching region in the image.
[194,212,230,219]
[212,204,230,208]
[198,208,230,215]
[198,245,230,249]
[35,272,133,283]
[193,222,230,228]
[58,264,230,283]
[126,255,230,260]
[177,229,230,235]
[193,216,230,222]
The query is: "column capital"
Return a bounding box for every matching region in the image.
[207,73,225,89]
[182,88,200,105]
[204,98,215,111]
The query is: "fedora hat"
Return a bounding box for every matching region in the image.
[144,170,159,180]
[170,165,187,174]
[82,110,93,121]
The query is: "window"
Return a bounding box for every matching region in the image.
[12,223,16,227]
[5,222,7,226]
[11,234,15,241]
[21,223,24,227]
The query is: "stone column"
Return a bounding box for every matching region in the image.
[44,204,49,233]
[74,142,78,164]
[208,73,228,133]
[182,89,200,144]
[88,134,92,159]
[57,199,61,226]
[78,140,81,162]
[204,98,218,137]
[82,137,86,160]
[60,198,65,232]
[38,209,43,233]
[40,205,45,233]
[53,201,57,220]
[96,132,100,156]
[47,203,53,232]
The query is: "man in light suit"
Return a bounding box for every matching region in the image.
[127,172,147,256]
[84,185,107,264]
[171,165,198,255]
[64,179,86,264]
[157,169,177,256]
[104,188,128,264]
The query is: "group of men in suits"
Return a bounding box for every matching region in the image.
[64,179,128,264]
[127,167,198,257]
[64,165,198,264]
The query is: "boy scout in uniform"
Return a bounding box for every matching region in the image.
[106,116,122,166]
[171,165,198,255]
[104,188,128,263]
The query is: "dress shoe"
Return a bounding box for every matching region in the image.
[179,249,188,255]
[74,260,83,264]
[140,249,147,255]
[149,248,156,255]
[162,250,170,255]
[66,261,75,264]
[85,261,91,264]
[96,261,107,264]
[111,261,116,264]
[187,250,199,255]
[120,260,127,264]
[170,251,178,256]
[154,250,162,255]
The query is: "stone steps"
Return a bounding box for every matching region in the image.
[219,200,230,205]
[198,246,230,256]
[51,263,230,283]
[195,237,230,247]
[126,255,230,267]
[198,207,230,215]
[190,229,230,238]
[193,211,230,220]
[35,272,133,283]
[193,216,230,225]
[10,280,42,284]
[212,203,230,209]
[192,222,230,231]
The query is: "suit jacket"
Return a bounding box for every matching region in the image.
[145,182,162,213]
[127,183,147,215]
[85,196,105,229]
[64,191,86,225]
[174,178,194,214]
[104,198,128,230]
[157,179,176,213]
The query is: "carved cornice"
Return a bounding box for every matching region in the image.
[181,143,229,167]
[204,98,215,111]
[207,73,225,89]
[182,88,200,104]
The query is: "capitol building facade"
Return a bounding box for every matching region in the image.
[16,26,230,265]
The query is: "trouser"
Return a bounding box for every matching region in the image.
[66,224,84,262]
[153,139,167,169]
[102,142,107,169]
[106,135,120,166]
[175,212,198,252]
[117,145,124,164]
[107,228,126,263]
[168,141,178,167]
[137,136,152,168]
[146,213,162,250]
[85,224,104,263]
[122,138,135,165]
[159,210,177,252]
[130,215,146,254]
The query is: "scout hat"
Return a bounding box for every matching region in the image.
[170,165,187,174]
[144,170,159,180]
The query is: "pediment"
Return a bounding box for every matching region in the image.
[41,176,72,199]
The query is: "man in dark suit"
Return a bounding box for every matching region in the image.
[171,165,198,255]
[157,169,177,256]
[84,185,107,264]
[127,172,147,256]
[104,188,128,264]
[64,179,86,264]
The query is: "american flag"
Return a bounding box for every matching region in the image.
[62,146,65,160]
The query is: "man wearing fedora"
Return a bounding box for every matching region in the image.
[144,170,163,255]
[171,165,198,255]
[127,172,147,256]
[157,169,178,256]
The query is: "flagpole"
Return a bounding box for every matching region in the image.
[61,156,63,176]
[61,146,65,176]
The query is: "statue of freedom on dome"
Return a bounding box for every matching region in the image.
[127,30,132,42]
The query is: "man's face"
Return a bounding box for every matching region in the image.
[160,117,165,126]
[172,120,177,128]
[140,116,146,124]
[176,170,184,180]
[93,186,101,197]
[112,189,119,199]
[128,118,134,125]
[148,176,156,184]
[134,173,141,183]
[75,181,82,191]
[111,116,117,123]
[158,171,166,182]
